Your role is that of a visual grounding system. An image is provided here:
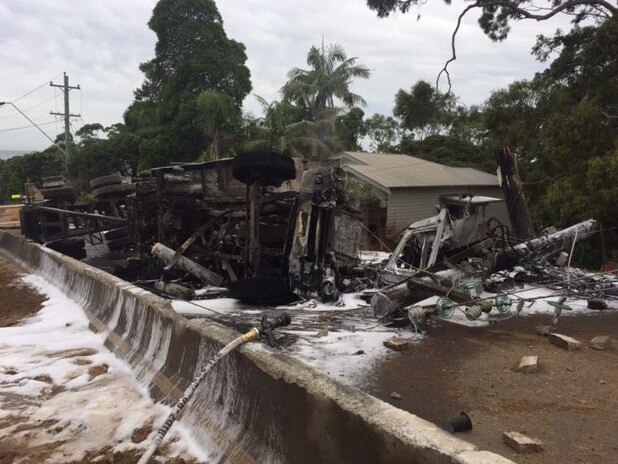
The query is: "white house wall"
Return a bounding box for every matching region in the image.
[385,187,511,240]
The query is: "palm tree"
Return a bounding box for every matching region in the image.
[281,42,370,120]
[243,96,342,159]
[197,90,241,160]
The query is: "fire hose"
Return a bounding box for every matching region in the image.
[137,313,292,464]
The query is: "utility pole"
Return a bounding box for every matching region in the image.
[50,72,80,163]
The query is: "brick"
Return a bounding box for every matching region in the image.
[591,335,611,350]
[548,333,581,351]
[536,325,551,336]
[383,336,409,351]
[517,356,539,373]
[503,431,543,454]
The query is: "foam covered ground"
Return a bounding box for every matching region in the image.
[0,275,207,464]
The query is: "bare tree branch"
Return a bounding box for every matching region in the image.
[436,3,479,93]
[435,0,617,94]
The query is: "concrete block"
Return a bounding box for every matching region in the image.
[383,336,409,351]
[517,356,538,373]
[536,325,551,336]
[503,431,543,454]
[591,335,611,350]
[548,333,581,351]
[314,328,329,338]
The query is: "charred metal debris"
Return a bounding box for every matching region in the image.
[19,151,617,328]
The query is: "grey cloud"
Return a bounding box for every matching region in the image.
[1,0,572,151]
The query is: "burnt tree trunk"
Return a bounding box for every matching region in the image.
[496,147,535,241]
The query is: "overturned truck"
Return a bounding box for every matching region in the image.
[118,151,363,303]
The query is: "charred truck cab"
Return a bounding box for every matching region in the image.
[19,151,363,304]
[132,151,362,304]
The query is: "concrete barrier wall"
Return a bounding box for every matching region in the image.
[0,231,514,464]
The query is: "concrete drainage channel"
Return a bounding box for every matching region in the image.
[0,231,514,464]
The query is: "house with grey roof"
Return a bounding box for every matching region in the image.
[332,152,511,247]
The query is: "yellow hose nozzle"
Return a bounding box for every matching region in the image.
[241,327,260,342]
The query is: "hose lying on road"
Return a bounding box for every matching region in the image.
[137,313,291,464]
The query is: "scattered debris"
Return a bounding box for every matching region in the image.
[383,336,410,351]
[390,392,402,400]
[503,431,543,454]
[314,328,329,338]
[588,299,608,310]
[548,333,581,351]
[152,242,223,286]
[517,356,539,373]
[154,280,196,300]
[590,335,611,350]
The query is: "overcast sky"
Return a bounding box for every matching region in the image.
[0,0,572,152]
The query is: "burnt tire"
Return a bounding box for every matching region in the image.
[104,227,131,240]
[107,235,135,251]
[41,186,76,203]
[93,183,135,199]
[229,276,296,305]
[90,175,123,189]
[232,151,296,186]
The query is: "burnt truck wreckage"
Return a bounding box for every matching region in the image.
[19,149,616,323]
[20,151,364,303]
[372,217,617,330]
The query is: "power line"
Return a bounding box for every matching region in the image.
[9,73,63,104]
[0,95,56,122]
[0,120,57,133]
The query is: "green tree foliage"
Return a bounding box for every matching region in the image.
[68,123,140,192]
[481,17,617,252]
[394,80,456,137]
[247,42,371,158]
[400,134,495,172]
[125,0,251,169]
[243,97,341,158]
[0,149,64,202]
[366,0,616,42]
[363,113,401,153]
[281,42,370,119]
[335,107,366,150]
[196,90,242,160]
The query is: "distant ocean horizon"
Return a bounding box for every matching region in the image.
[0,149,33,160]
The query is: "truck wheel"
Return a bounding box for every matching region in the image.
[90,175,123,189]
[41,186,76,203]
[93,183,135,199]
[232,151,296,186]
[107,235,135,251]
[104,227,131,240]
[230,277,296,305]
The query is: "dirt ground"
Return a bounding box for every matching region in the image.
[0,256,199,464]
[0,255,44,326]
[366,312,618,463]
